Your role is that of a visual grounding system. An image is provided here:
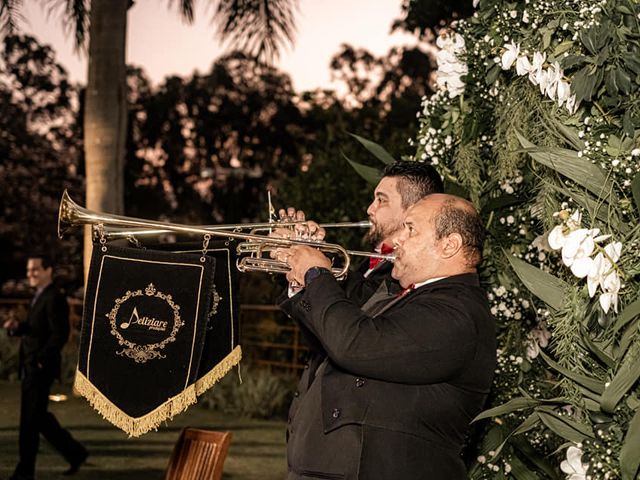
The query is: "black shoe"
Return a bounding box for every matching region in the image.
[62,450,89,476]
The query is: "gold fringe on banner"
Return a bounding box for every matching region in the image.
[194,345,242,396]
[73,345,242,437]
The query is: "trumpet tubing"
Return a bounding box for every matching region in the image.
[57,190,393,279]
[101,220,371,239]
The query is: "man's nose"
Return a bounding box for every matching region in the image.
[366,201,376,217]
[393,229,408,247]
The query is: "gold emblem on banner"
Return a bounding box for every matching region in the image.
[206,284,222,330]
[106,283,183,363]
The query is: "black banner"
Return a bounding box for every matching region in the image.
[76,243,216,437]
[165,240,241,396]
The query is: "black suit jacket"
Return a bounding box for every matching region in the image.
[294,258,396,364]
[342,258,396,304]
[280,271,496,480]
[12,284,70,379]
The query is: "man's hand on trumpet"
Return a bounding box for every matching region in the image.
[277,208,326,242]
[276,246,332,287]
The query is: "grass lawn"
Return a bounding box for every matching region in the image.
[0,380,287,479]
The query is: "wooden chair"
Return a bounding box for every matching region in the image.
[164,428,232,480]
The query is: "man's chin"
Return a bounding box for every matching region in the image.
[365,230,383,249]
[391,265,400,280]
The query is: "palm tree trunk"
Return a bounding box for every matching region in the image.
[83,0,128,276]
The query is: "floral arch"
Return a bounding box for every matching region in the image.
[411,0,640,478]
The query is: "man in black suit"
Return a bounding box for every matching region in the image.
[278,194,496,480]
[3,255,88,480]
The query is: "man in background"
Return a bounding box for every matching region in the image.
[3,255,88,480]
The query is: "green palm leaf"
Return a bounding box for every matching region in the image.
[343,153,383,186]
[536,406,594,442]
[632,172,640,214]
[621,407,640,480]
[600,343,640,413]
[516,132,615,202]
[505,253,568,311]
[348,132,396,165]
[539,350,605,394]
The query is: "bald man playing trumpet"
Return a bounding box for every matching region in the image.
[276,194,496,480]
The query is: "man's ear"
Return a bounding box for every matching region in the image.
[440,233,464,259]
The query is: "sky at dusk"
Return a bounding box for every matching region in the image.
[21,0,418,92]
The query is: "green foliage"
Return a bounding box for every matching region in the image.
[198,365,296,420]
[620,408,640,480]
[632,173,640,213]
[0,35,84,289]
[347,133,396,166]
[343,154,384,187]
[505,255,567,312]
[413,0,640,477]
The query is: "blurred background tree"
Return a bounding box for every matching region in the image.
[0,0,474,289]
[0,35,83,292]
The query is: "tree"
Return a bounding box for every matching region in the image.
[0,0,298,273]
[0,35,83,290]
[393,0,475,37]
[125,52,307,224]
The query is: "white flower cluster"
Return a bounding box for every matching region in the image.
[500,43,577,113]
[435,33,468,98]
[560,445,588,480]
[568,0,608,39]
[499,171,523,194]
[414,91,456,164]
[488,285,529,321]
[547,209,623,314]
[476,451,512,475]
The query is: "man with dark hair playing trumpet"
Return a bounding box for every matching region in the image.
[277,194,496,480]
[279,161,444,302]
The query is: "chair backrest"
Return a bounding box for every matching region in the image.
[164,428,232,480]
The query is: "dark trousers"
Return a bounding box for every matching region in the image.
[14,366,86,478]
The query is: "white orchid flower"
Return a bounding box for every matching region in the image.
[599,269,621,314]
[602,270,621,293]
[556,80,571,106]
[593,233,612,243]
[604,241,622,263]
[544,62,563,100]
[587,253,608,298]
[570,256,594,278]
[566,210,582,229]
[529,51,546,83]
[561,229,598,278]
[501,42,520,70]
[516,55,532,76]
[473,0,480,7]
[560,446,588,480]
[526,323,551,360]
[536,68,550,94]
[599,291,618,314]
[565,94,577,114]
[547,225,568,250]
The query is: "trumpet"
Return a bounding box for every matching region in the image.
[100,220,371,239]
[58,191,393,279]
